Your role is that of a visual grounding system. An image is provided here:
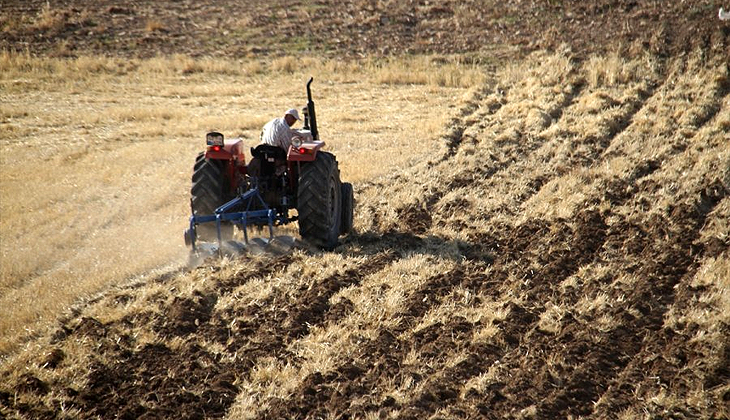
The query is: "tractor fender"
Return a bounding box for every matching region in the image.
[205,138,246,164]
[287,140,326,162]
[204,138,247,194]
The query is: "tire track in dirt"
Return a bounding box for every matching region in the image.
[444,65,729,419]
[446,62,666,230]
[240,229,499,417]
[509,57,725,236]
[422,170,728,418]
[620,66,728,181]
[17,250,398,419]
[258,251,397,341]
[388,209,609,419]
[432,76,593,238]
[585,96,730,416]
[587,185,728,417]
[552,81,661,174]
[359,54,584,237]
[603,58,728,159]
[259,206,612,419]
[261,206,612,418]
[259,263,490,419]
[207,249,406,418]
[492,74,669,232]
[441,84,503,161]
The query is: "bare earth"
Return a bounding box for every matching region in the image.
[2,0,729,58]
[1,1,729,420]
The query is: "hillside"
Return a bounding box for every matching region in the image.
[1,1,729,419]
[2,0,729,58]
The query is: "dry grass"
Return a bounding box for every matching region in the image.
[372,56,487,88]
[34,3,67,33]
[144,19,166,33]
[0,52,478,355]
[585,52,642,88]
[227,254,452,419]
[1,49,728,420]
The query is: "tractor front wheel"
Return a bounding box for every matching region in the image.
[298,152,342,249]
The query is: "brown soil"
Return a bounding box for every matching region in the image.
[1,0,728,58]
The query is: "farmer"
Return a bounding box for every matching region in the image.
[261,108,301,151]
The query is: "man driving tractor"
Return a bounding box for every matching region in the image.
[261,108,301,151]
[185,78,353,252]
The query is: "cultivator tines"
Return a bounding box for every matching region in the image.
[184,187,276,254]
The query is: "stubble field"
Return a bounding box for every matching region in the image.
[1,0,729,419]
[0,52,483,356]
[2,49,728,419]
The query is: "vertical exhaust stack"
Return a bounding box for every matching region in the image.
[305,77,318,140]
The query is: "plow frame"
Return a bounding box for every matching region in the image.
[185,187,292,254]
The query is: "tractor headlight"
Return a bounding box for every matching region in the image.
[291,136,303,148]
[206,131,224,147]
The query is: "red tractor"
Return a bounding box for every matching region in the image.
[184,78,353,252]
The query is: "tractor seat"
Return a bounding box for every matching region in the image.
[251,144,287,162]
[250,144,287,178]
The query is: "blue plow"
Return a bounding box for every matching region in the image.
[184,188,285,254]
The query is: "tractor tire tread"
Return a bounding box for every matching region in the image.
[298,152,341,249]
[190,153,233,241]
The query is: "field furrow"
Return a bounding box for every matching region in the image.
[1,44,728,420]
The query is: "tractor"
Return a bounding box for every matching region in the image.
[184,78,354,253]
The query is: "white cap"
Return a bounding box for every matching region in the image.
[285,108,301,121]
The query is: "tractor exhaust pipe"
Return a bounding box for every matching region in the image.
[304,77,319,140]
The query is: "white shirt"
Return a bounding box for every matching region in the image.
[261,117,296,151]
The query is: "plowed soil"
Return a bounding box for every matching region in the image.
[2,1,730,420]
[2,0,729,58]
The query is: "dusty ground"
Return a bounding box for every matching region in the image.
[1,1,729,420]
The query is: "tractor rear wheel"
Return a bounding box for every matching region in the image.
[340,182,354,235]
[298,152,342,249]
[191,152,233,242]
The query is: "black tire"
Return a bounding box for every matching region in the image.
[340,182,354,235]
[298,152,342,249]
[191,152,233,242]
